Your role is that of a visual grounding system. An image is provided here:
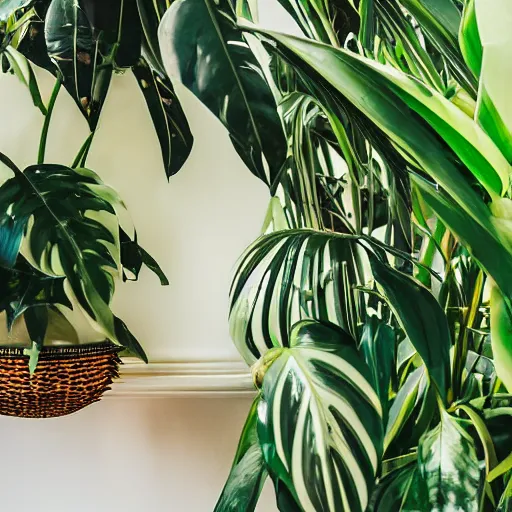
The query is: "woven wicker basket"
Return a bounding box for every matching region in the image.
[0,342,122,418]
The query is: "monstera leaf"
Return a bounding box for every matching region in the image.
[0,155,163,359]
[158,0,287,190]
[257,320,383,512]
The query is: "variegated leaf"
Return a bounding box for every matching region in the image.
[257,320,383,512]
[229,230,361,365]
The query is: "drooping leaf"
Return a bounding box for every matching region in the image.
[158,0,287,190]
[3,45,46,114]
[257,320,383,512]
[132,56,193,178]
[413,176,512,313]
[403,411,483,511]
[215,396,268,512]
[369,254,452,403]
[241,24,510,203]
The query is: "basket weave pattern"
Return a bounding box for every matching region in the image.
[0,342,122,418]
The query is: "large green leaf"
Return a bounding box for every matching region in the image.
[471,0,512,163]
[0,156,157,359]
[215,396,268,512]
[132,57,193,178]
[158,0,287,190]
[241,24,510,204]
[403,411,482,511]
[229,229,360,365]
[369,254,452,403]
[367,462,415,511]
[257,320,383,512]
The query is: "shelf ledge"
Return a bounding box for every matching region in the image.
[107,360,255,398]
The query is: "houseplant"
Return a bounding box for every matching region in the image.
[157,0,512,509]
[0,0,192,417]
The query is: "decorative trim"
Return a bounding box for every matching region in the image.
[107,360,256,398]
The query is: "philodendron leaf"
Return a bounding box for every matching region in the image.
[403,411,483,511]
[215,396,268,512]
[369,254,452,403]
[257,320,383,512]
[229,229,360,365]
[158,0,287,190]
[132,57,193,178]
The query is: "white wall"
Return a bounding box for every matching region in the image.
[0,53,278,511]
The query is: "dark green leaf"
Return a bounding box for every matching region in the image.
[360,316,396,422]
[369,254,452,403]
[215,396,268,512]
[132,56,193,178]
[158,0,287,190]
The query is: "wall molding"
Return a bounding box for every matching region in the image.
[107,360,255,398]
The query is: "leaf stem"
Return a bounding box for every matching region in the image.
[71,131,95,168]
[37,78,62,165]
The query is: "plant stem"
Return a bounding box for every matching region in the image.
[37,78,61,165]
[71,131,95,168]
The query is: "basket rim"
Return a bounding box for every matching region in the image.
[0,341,122,360]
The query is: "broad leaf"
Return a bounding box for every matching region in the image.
[403,411,482,511]
[229,229,360,364]
[369,254,452,403]
[132,57,193,178]
[0,159,152,359]
[158,0,287,190]
[215,396,268,512]
[257,320,383,512]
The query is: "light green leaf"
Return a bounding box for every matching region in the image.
[257,320,383,512]
[490,283,512,392]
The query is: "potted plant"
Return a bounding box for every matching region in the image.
[157,0,512,509]
[0,0,192,418]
